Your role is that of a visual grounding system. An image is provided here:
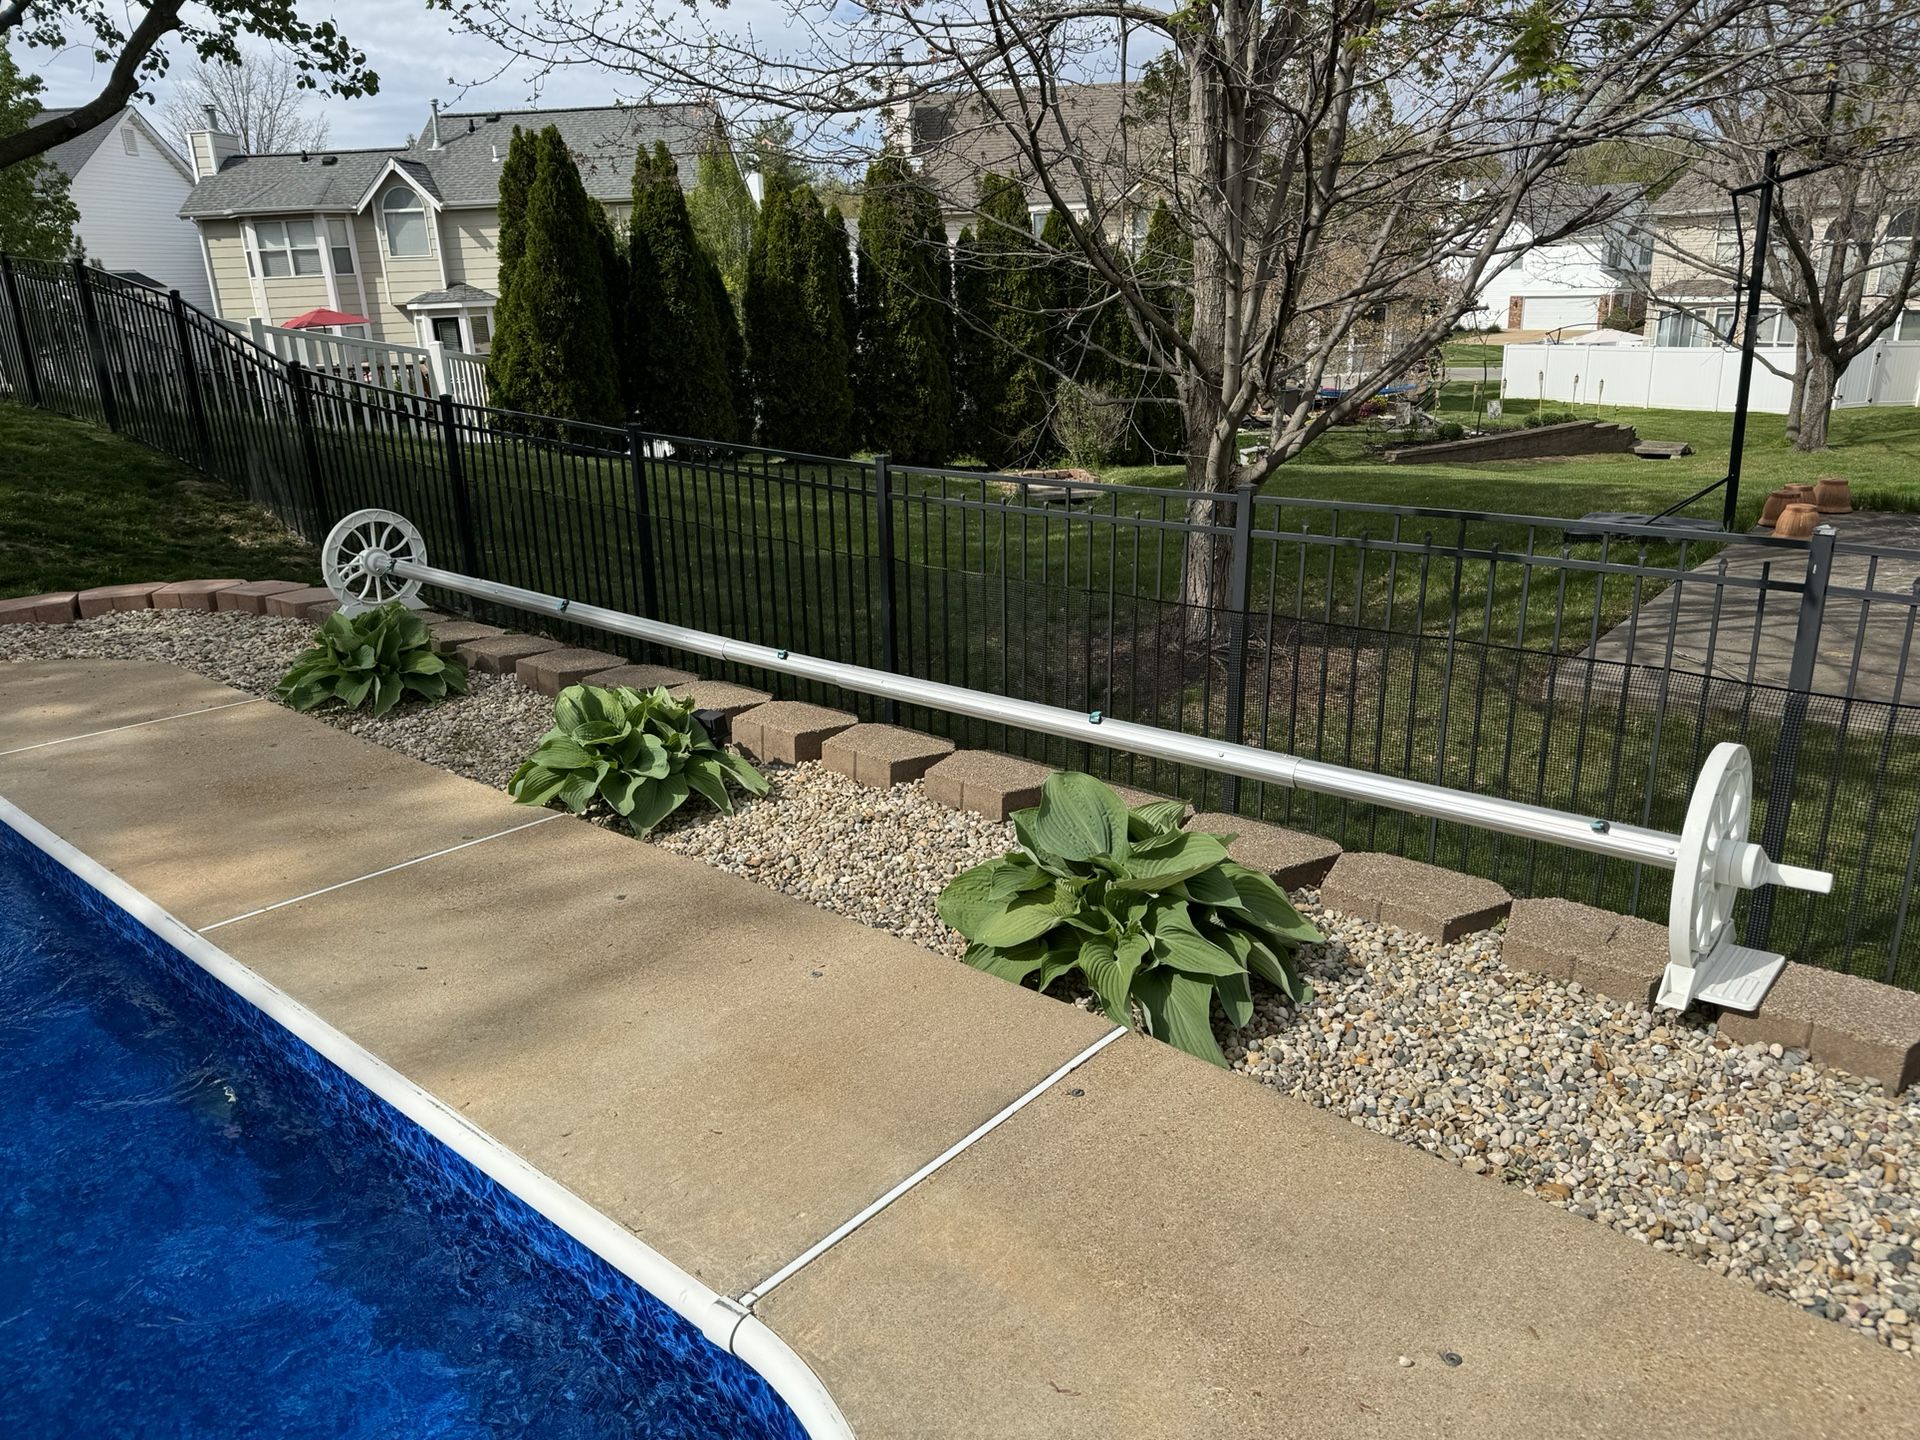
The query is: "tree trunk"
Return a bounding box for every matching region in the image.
[1175,373,1238,646]
[1783,336,1808,445]
[1794,351,1837,452]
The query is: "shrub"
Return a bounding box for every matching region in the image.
[1054,381,1131,469]
[275,604,467,717]
[1525,409,1577,428]
[1436,421,1466,441]
[507,683,768,833]
[937,773,1322,1067]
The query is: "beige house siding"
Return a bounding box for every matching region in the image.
[1649,218,1728,297]
[445,208,500,291]
[199,220,254,322]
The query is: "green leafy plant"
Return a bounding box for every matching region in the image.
[937,773,1322,1067]
[507,683,768,833]
[275,603,467,717]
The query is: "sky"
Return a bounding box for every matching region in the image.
[28,2,644,151]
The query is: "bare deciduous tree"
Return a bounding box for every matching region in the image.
[1639,8,1920,451]
[161,51,333,155]
[447,0,1880,617]
[0,0,372,171]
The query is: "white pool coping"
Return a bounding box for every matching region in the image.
[0,795,854,1440]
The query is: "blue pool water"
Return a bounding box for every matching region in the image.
[0,826,806,1440]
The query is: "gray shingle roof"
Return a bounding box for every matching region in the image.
[400,283,496,308]
[31,108,118,179]
[180,102,720,219]
[908,82,1172,214]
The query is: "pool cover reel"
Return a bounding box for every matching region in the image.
[324,508,1834,1013]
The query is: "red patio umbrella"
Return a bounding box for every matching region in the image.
[281,307,371,330]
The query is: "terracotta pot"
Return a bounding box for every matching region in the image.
[1774,502,1821,539]
[1813,474,1853,515]
[1756,488,1798,528]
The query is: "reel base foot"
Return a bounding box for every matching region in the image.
[1656,942,1786,1013]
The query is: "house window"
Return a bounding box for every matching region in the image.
[469,313,492,351]
[338,324,369,340]
[1877,208,1916,279]
[1898,309,1920,341]
[382,185,429,257]
[1713,223,1742,270]
[121,127,138,156]
[252,219,322,278]
[1656,309,1707,347]
[430,316,463,348]
[1754,310,1795,346]
[327,217,355,275]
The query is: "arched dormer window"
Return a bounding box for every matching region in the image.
[382,184,428,257]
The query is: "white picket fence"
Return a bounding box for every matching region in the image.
[244,319,490,407]
[1502,339,1920,413]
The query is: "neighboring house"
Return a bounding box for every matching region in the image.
[1641,169,1920,350]
[1461,183,1651,333]
[901,81,1168,245]
[33,107,212,311]
[178,102,718,352]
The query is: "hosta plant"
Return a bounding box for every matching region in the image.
[275,603,467,717]
[508,683,768,833]
[937,772,1322,1067]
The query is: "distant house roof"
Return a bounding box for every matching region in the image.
[907,82,1171,215]
[180,102,720,220]
[32,108,121,178]
[1512,181,1644,241]
[401,283,496,309]
[31,107,193,182]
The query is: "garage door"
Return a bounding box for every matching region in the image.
[1521,295,1601,330]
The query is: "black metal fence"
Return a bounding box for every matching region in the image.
[7,253,1920,988]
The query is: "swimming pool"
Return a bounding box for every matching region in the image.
[0,805,844,1439]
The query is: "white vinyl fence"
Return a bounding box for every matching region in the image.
[1502,339,1920,413]
[243,319,490,407]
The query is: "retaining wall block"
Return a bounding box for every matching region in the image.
[515,647,628,696]
[922,750,1053,821]
[731,701,858,764]
[1320,852,1511,943]
[151,579,245,611]
[74,583,165,618]
[821,724,956,788]
[1185,811,1342,891]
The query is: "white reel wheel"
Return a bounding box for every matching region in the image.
[1669,741,1751,973]
[321,509,427,614]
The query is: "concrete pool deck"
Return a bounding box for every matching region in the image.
[3,656,1916,1438]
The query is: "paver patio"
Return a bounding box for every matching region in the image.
[2,657,1916,1439]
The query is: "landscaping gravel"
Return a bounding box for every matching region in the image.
[5,608,1917,1354]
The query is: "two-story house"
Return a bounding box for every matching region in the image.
[1462,183,1652,333]
[34,106,212,310]
[178,102,718,352]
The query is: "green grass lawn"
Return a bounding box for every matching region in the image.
[1441,340,1507,367]
[0,405,315,598]
[1107,383,1920,522]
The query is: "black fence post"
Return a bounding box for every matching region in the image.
[437,393,486,581]
[873,453,901,724]
[626,423,662,620]
[168,290,214,471]
[70,259,120,431]
[1744,523,1835,948]
[0,254,42,407]
[286,361,331,540]
[1219,482,1257,813]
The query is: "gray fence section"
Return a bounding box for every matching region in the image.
[5,253,1920,986]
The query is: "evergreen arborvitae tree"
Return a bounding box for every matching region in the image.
[494,126,538,300]
[1134,199,1190,462]
[686,141,756,309]
[970,171,1052,468]
[486,127,621,426]
[854,154,952,465]
[799,188,856,454]
[745,181,853,453]
[587,198,631,416]
[949,226,993,462]
[629,141,738,441]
